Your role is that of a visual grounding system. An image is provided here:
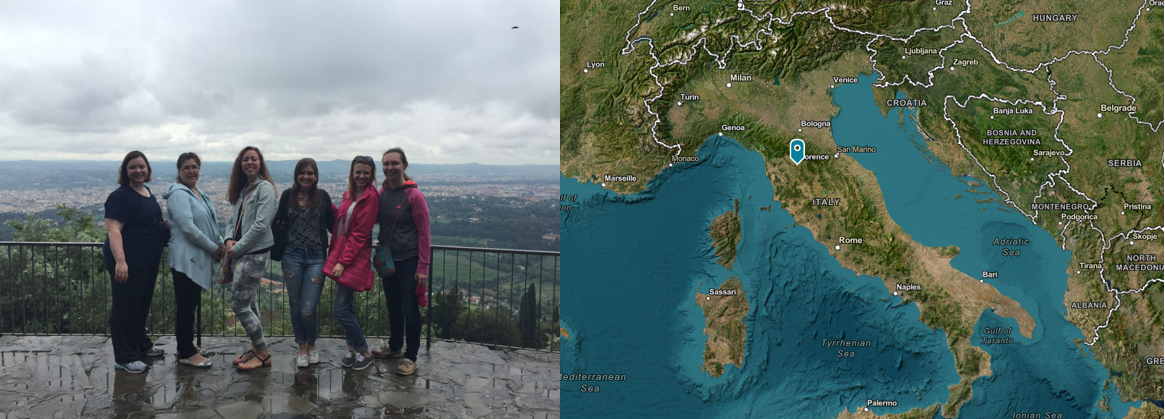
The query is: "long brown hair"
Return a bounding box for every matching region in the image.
[289,158,320,209]
[228,146,276,204]
[381,147,412,189]
[347,156,377,200]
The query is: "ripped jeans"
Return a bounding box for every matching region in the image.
[282,245,326,346]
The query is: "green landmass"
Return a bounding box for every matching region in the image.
[836,404,941,419]
[696,277,748,378]
[709,198,742,270]
[1125,402,1165,419]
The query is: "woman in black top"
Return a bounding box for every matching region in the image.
[103,151,170,374]
[271,158,336,368]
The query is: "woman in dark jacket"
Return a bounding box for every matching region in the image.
[104,151,170,373]
[370,148,431,376]
[272,158,336,368]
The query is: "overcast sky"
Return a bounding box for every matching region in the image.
[0,1,558,164]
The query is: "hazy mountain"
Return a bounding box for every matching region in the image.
[0,160,558,190]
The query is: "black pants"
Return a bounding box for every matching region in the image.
[109,264,158,365]
[171,269,203,359]
[383,257,422,361]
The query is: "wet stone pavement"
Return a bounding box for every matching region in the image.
[0,335,559,418]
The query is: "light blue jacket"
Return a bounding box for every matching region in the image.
[227,178,277,255]
[163,183,222,290]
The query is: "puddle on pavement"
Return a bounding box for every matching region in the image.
[0,337,559,418]
[384,406,427,416]
[292,368,370,402]
[1,352,94,408]
[414,378,432,390]
[314,368,347,400]
[350,406,380,418]
[151,381,180,408]
[0,351,31,367]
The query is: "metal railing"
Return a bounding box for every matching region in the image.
[0,242,559,352]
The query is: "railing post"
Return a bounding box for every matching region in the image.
[426,255,432,353]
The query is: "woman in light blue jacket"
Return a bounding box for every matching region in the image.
[163,152,224,368]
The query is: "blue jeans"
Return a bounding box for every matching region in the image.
[333,284,367,353]
[283,245,326,346]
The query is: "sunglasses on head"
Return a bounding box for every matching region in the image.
[354,155,374,164]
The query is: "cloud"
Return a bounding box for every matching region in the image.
[0,0,559,164]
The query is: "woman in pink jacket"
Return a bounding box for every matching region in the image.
[325,155,380,371]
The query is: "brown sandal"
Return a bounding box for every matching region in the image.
[236,351,271,371]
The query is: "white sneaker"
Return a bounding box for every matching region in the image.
[296,354,309,368]
[307,350,320,365]
[115,361,148,373]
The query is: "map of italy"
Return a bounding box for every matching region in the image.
[559,0,1163,417]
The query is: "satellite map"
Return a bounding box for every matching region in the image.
[559,0,1163,417]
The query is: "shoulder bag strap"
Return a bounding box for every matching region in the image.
[233,184,258,240]
[233,203,245,240]
[385,188,408,246]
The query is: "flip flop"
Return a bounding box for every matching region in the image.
[236,351,271,371]
[179,356,213,368]
[233,349,256,365]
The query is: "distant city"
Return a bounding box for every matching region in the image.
[0,178,557,216]
[0,160,558,215]
[0,160,560,249]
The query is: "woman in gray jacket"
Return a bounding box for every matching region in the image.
[224,146,278,371]
[163,152,224,368]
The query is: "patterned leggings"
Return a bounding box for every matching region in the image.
[231,253,269,350]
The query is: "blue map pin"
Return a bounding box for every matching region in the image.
[790,139,805,165]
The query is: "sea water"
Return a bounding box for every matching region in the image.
[831,73,1141,417]
[562,135,959,417]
